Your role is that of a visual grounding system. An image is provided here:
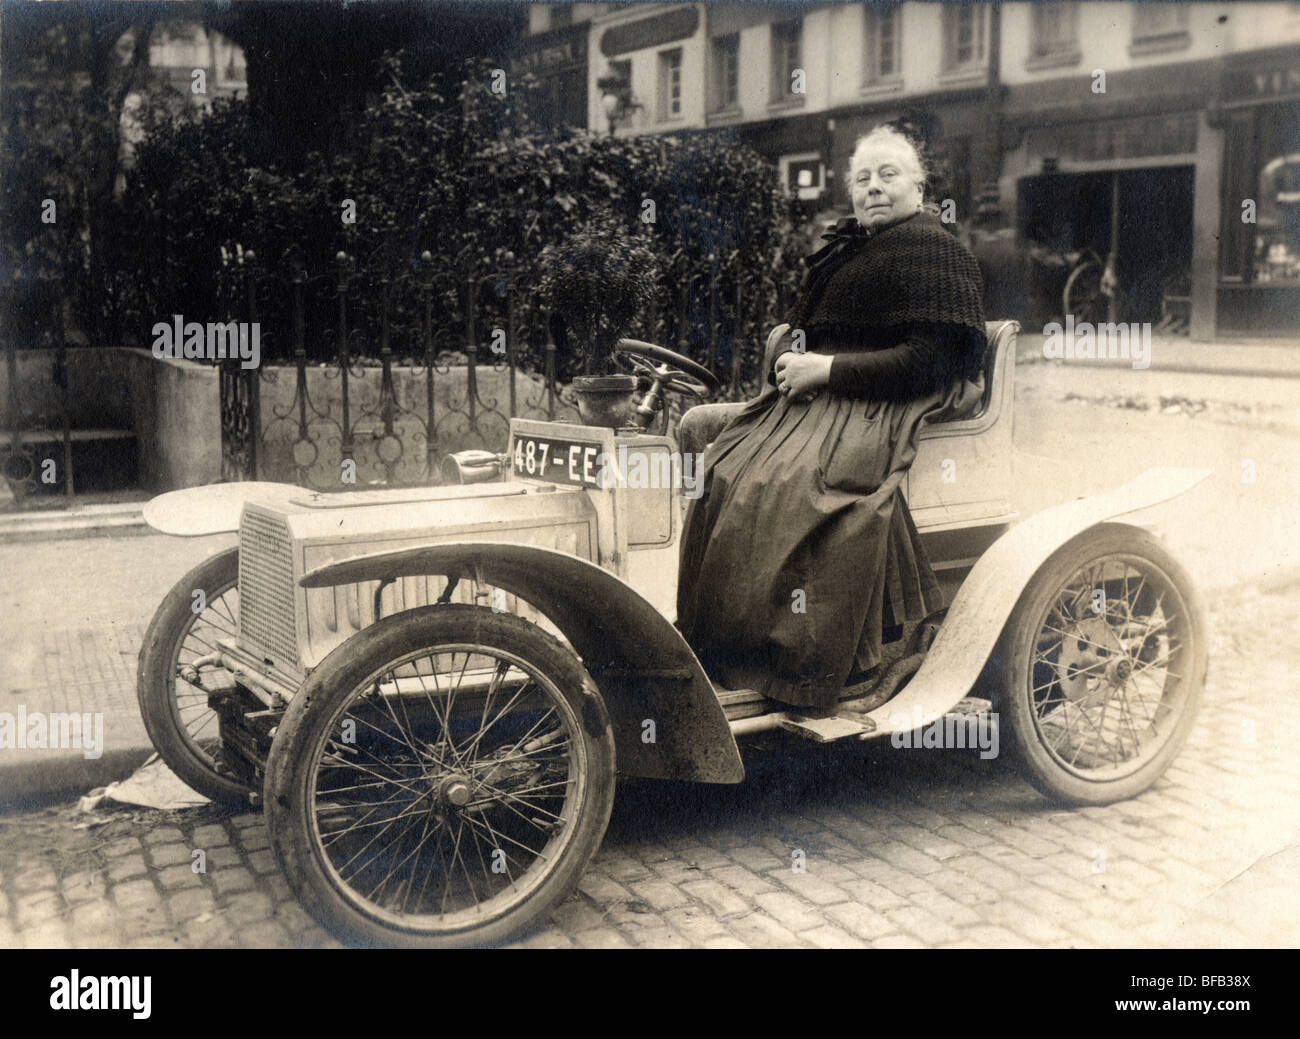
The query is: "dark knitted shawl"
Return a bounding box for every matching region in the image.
[786,210,986,386]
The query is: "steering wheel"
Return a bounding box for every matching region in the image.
[613,339,721,430]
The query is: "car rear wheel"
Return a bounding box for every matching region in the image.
[997,524,1207,806]
[137,547,254,805]
[264,604,616,948]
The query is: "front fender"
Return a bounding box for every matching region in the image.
[143,482,304,536]
[300,542,744,784]
[863,466,1211,735]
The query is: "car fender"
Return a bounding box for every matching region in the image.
[863,466,1211,736]
[300,542,745,784]
[142,482,304,536]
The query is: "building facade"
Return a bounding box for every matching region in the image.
[518,1,1300,339]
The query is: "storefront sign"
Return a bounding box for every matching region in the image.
[515,31,587,74]
[1222,59,1300,106]
[600,7,699,58]
[1026,112,1197,162]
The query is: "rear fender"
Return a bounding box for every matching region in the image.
[863,467,1211,735]
[301,543,744,784]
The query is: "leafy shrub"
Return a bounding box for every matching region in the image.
[104,54,802,390]
[534,210,657,376]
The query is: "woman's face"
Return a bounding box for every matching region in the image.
[850,139,923,230]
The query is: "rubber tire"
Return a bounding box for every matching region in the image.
[997,525,1207,806]
[263,604,617,949]
[137,547,254,806]
[1062,259,1103,324]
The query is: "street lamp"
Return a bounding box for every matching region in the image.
[597,65,640,137]
[600,88,621,137]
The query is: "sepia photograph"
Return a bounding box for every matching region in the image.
[0,0,1295,990]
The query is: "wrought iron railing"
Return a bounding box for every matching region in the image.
[216,242,800,489]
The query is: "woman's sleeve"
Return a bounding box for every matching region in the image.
[826,327,952,400]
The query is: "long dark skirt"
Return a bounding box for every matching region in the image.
[676,375,985,708]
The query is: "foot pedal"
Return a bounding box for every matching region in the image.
[779,712,877,743]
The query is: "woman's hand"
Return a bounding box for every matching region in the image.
[774,351,833,400]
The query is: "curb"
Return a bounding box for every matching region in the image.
[0,503,148,545]
[0,746,154,811]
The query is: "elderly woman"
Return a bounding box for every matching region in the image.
[676,126,987,713]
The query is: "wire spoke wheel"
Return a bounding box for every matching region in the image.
[999,526,1206,805]
[138,548,253,803]
[1062,260,1109,325]
[265,605,615,948]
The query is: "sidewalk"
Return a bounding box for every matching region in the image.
[1015,331,1300,379]
[0,533,234,807]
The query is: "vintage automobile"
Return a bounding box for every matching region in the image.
[138,321,1208,948]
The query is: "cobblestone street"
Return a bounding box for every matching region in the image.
[3,578,1298,949]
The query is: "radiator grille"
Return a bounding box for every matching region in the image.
[239,509,299,670]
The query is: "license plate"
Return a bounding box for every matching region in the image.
[511,434,607,489]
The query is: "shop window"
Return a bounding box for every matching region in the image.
[771,18,803,105]
[863,4,901,85]
[658,48,682,122]
[711,33,739,112]
[942,4,987,73]
[1130,4,1190,55]
[1252,153,1300,283]
[1029,3,1080,67]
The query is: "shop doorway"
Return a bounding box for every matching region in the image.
[1018,166,1195,325]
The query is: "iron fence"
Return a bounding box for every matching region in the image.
[217,242,799,489]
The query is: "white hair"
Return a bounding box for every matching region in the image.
[849,125,929,196]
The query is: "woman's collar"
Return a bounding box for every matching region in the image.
[821,208,924,244]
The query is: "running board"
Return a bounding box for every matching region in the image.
[779,713,877,742]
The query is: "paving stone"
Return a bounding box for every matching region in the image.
[754,891,825,932]
[724,912,802,948]
[112,879,161,912]
[841,876,910,912]
[885,905,962,945]
[203,846,244,870]
[238,920,293,947]
[573,927,634,949]
[237,828,271,853]
[143,826,185,845]
[765,870,850,906]
[681,878,750,918]
[106,855,147,883]
[210,868,255,896]
[100,837,142,859]
[702,935,749,949]
[664,906,731,944]
[549,897,606,934]
[190,824,232,848]
[148,842,194,868]
[803,924,868,949]
[825,902,895,941]
[167,888,216,922]
[59,871,105,905]
[871,933,926,949]
[247,850,278,875]
[708,864,778,898]
[157,864,204,890]
[577,872,634,907]
[224,891,274,926]
[628,878,690,912]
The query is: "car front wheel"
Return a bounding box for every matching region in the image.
[263,604,616,948]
